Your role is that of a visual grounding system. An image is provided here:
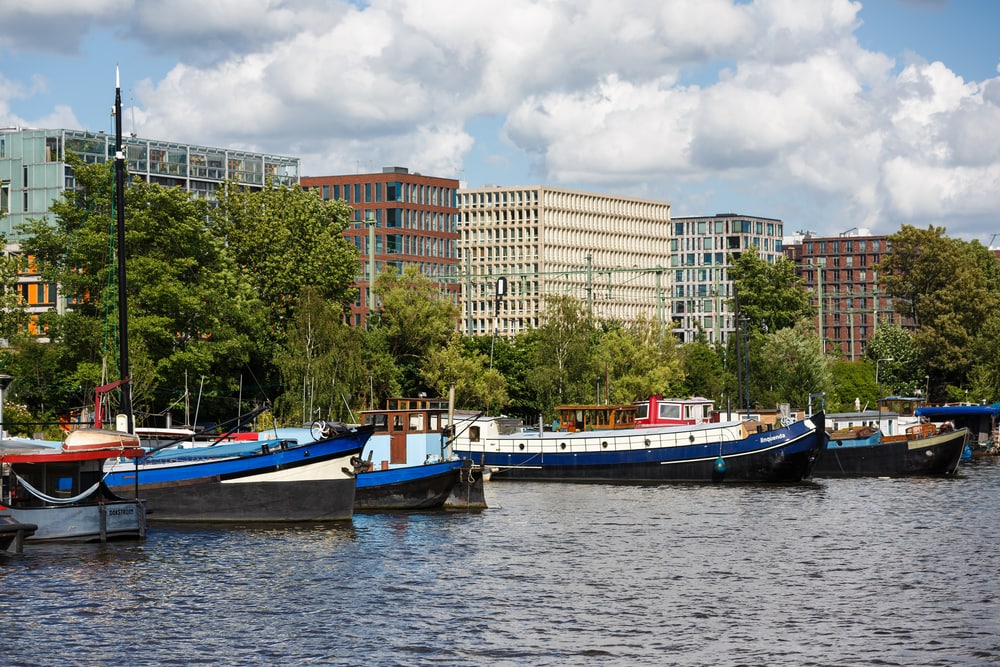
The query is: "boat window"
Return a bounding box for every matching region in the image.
[635,403,648,420]
[393,415,404,432]
[430,415,439,431]
[373,414,388,431]
[659,404,681,420]
[409,413,424,431]
[469,426,480,443]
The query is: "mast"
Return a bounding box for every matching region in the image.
[114,67,132,434]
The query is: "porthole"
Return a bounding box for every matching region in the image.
[602,441,608,448]
[518,443,525,450]
[560,443,566,450]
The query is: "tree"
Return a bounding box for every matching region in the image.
[370,265,461,398]
[524,294,598,414]
[593,318,685,404]
[213,180,360,336]
[877,225,998,398]
[729,248,813,334]
[864,323,923,397]
[420,333,508,411]
[756,322,832,410]
[679,339,726,402]
[18,156,268,423]
[273,287,365,424]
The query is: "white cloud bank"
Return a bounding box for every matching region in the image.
[2,0,999,239]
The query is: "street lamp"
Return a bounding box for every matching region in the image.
[364,213,376,328]
[0,374,12,439]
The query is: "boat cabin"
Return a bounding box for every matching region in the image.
[555,403,636,432]
[360,397,467,469]
[634,396,715,427]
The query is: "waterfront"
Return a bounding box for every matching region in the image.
[2,461,999,666]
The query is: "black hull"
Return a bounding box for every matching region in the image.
[444,461,488,510]
[813,429,967,477]
[355,468,460,511]
[138,478,357,522]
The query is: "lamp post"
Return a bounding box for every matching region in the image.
[0,374,12,439]
[364,213,376,328]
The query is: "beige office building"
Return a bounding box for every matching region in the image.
[457,185,673,336]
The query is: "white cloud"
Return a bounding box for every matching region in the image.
[4,0,1000,239]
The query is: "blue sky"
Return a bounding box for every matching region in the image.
[2,0,999,244]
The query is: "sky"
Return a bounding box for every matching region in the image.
[2,0,999,244]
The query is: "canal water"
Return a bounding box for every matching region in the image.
[2,460,999,666]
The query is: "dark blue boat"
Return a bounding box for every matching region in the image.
[452,408,827,483]
[354,459,468,511]
[104,424,373,522]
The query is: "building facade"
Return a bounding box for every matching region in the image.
[0,127,300,327]
[456,185,673,336]
[784,229,909,359]
[670,214,785,344]
[302,167,461,328]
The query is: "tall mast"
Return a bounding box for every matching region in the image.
[114,67,132,433]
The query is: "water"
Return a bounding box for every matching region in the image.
[3,461,999,666]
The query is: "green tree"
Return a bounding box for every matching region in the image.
[213,181,360,335]
[729,248,813,334]
[756,323,832,410]
[371,265,461,398]
[864,323,923,397]
[19,156,267,423]
[525,294,598,414]
[877,225,997,398]
[594,318,685,404]
[679,339,726,402]
[421,333,508,411]
[273,287,365,424]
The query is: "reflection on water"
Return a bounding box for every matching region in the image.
[2,460,999,665]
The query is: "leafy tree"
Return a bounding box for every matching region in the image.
[877,225,998,398]
[467,333,534,419]
[593,317,685,403]
[729,248,813,334]
[524,294,598,414]
[864,323,923,397]
[420,333,508,411]
[273,287,365,424]
[756,322,832,410]
[679,339,726,402]
[829,361,876,412]
[371,265,461,398]
[213,180,360,336]
[18,156,267,424]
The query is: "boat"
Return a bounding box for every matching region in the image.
[0,430,147,542]
[0,514,36,553]
[103,420,373,522]
[358,396,488,509]
[913,403,1000,457]
[0,71,150,544]
[452,396,827,483]
[352,457,471,511]
[813,409,968,477]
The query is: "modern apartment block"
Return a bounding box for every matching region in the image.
[669,214,785,344]
[783,229,908,358]
[302,167,461,328]
[0,127,300,325]
[456,185,673,336]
